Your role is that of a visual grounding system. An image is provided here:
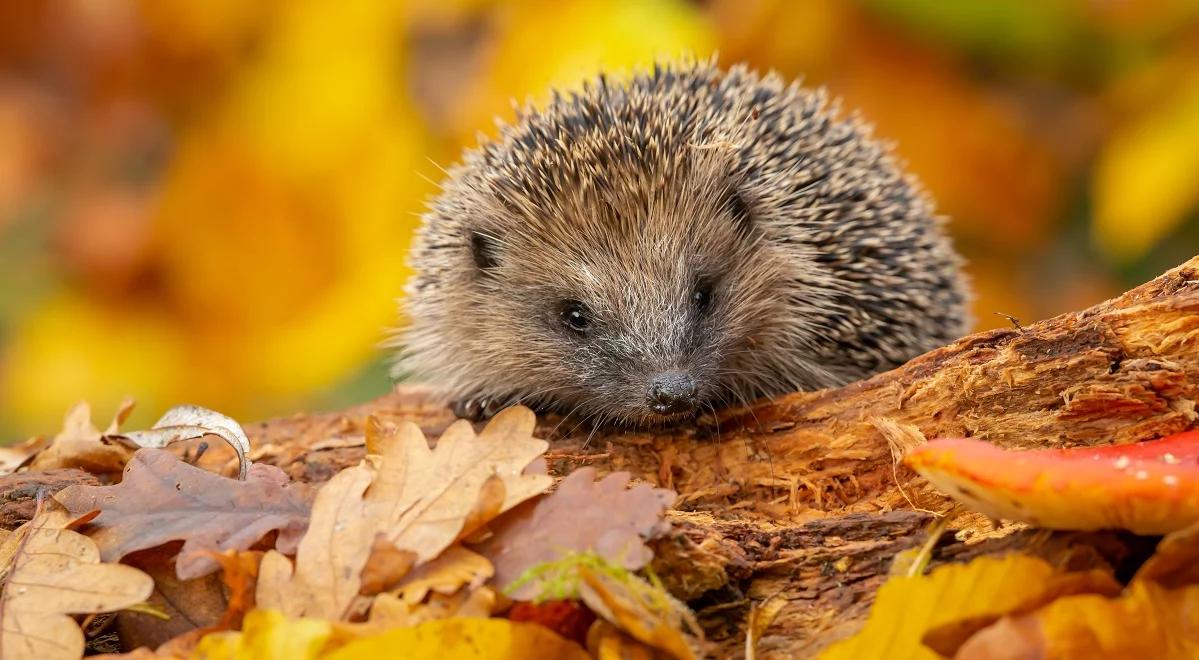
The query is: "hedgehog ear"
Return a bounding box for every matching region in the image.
[469,230,500,273]
[723,187,755,236]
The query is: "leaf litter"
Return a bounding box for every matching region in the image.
[9,395,1199,657]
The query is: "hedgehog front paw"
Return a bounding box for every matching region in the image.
[451,395,509,422]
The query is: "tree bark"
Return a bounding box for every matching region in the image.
[7,258,1198,657]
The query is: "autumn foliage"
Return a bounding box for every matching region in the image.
[4,0,1199,443]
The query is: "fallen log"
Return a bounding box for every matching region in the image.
[6,257,1198,657]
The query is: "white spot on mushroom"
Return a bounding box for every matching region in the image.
[1134,470,1149,480]
[1164,475,1180,487]
[1163,453,1180,464]
[1114,456,1131,470]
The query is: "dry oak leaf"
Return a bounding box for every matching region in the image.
[257,406,550,620]
[0,508,153,660]
[368,407,552,560]
[906,430,1199,534]
[54,449,311,580]
[29,400,136,476]
[476,467,675,600]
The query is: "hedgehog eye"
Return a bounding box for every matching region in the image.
[469,231,500,272]
[560,300,591,333]
[692,280,714,314]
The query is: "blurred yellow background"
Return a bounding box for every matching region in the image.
[2,0,1199,442]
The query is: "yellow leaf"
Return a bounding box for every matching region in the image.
[322,618,590,660]
[192,609,333,660]
[0,508,154,660]
[819,554,1111,660]
[959,580,1199,659]
[1093,74,1199,262]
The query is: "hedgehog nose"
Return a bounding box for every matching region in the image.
[646,371,698,415]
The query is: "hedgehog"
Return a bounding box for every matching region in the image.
[394,59,970,427]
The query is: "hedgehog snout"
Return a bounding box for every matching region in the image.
[646,370,698,415]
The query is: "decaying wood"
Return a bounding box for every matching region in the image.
[8,257,1199,657]
[214,256,1197,657]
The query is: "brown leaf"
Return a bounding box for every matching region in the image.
[476,467,675,599]
[0,507,154,660]
[55,449,311,579]
[114,546,225,652]
[29,401,136,475]
[140,549,263,658]
[394,545,494,605]
[256,406,549,620]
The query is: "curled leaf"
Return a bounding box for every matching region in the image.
[905,430,1199,534]
[111,404,252,480]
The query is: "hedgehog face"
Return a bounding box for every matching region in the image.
[451,173,788,426]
